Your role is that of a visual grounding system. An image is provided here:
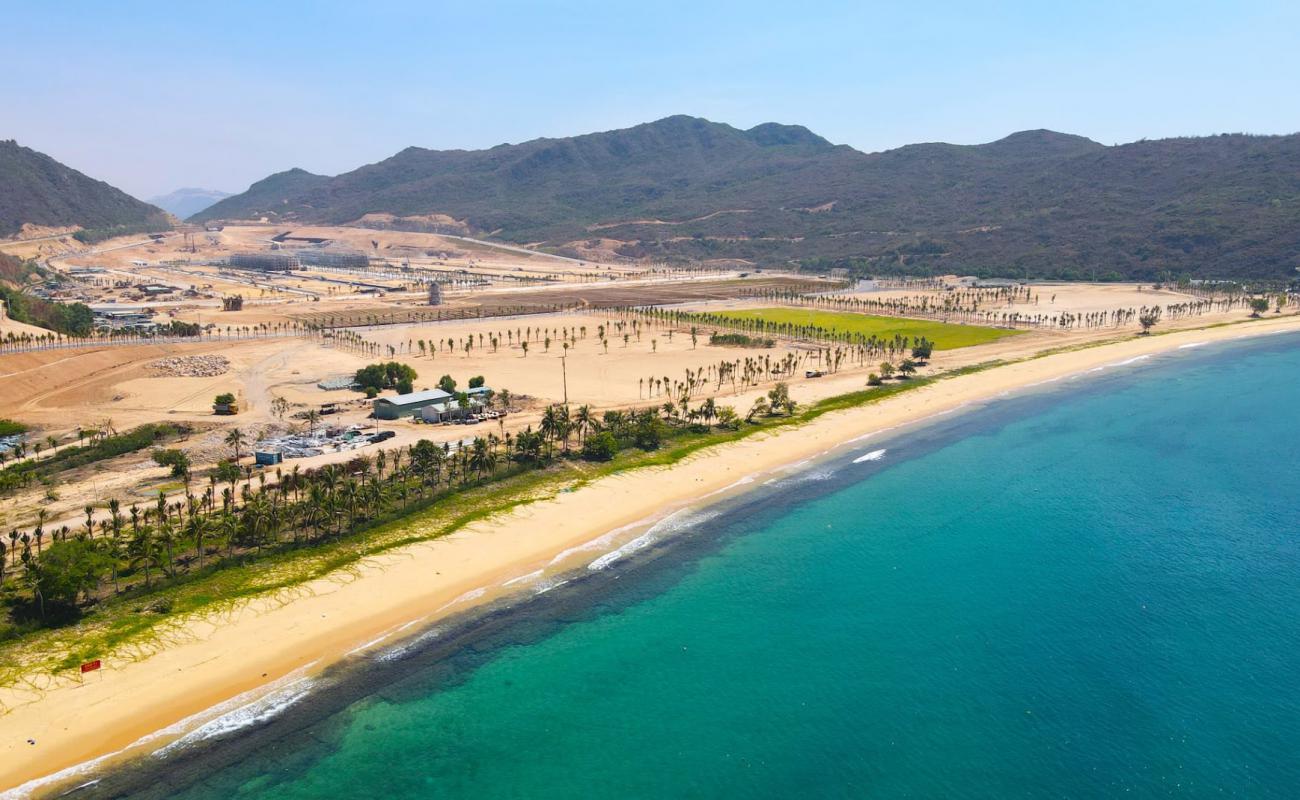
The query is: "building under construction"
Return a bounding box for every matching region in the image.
[297,249,370,269]
[228,252,300,271]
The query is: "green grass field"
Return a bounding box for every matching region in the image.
[711,308,1025,350]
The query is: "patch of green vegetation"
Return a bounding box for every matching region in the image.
[0,419,26,437]
[1,139,169,239]
[355,361,417,394]
[709,332,775,348]
[71,221,169,245]
[0,423,191,497]
[0,254,96,337]
[709,307,1024,349]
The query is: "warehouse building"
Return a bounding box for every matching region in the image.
[373,388,454,420]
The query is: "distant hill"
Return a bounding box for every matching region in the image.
[196,117,1300,280]
[148,187,231,218]
[0,140,170,241]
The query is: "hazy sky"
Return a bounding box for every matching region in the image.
[5,0,1298,199]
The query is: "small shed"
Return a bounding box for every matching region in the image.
[255,450,283,466]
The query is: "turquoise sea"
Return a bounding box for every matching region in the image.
[86,334,1300,799]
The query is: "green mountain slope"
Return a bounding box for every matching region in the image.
[0,140,170,240]
[195,117,1300,280]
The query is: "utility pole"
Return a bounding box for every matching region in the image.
[560,349,569,405]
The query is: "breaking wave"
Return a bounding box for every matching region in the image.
[852,448,887,463]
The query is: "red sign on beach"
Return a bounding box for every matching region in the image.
[80,659,102,674]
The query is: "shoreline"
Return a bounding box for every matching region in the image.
[4,315,1300,795]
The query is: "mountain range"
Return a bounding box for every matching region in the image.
[195,116,1300,281]
[0,140,169,242]
[148,187,231,218]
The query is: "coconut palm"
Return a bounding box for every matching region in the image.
[225,428,245,460]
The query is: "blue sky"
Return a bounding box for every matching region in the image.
[4,0,1298,198]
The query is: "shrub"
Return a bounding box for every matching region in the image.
[582,430,618,461]
[31,539,111,611]
[354,362,417,393]
[152,448,191,477]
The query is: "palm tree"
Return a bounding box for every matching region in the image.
[575,405,594,443]
[187,514,211,570]
[129,528,158,588]
[225,428,245,461]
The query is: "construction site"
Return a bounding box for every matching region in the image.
[1,218,1289,555]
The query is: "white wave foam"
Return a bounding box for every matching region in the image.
[853,448,887,463]
[548,520,642,565]
[346,632,394,657]
[588,531,657,571]
[375,626,443,663]
[1107,354,1152,368]
[3,657,330,799]
[778,468,834,485]
[1178,341,1208,349]
[587,508,721,571]
[436,587,486,612]
[701,474,756,499]
[534,578,570,595]
[502,569,545,587]
[154,678,315,757]
[1026,375,1063,387]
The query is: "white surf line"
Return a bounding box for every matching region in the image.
[1106,354,1152,367]
[546,511,671,567]
[0,662,321,800]
[502,569,546,587]
[375,625,445,663]
[583,509,693,572]
[435,587,487,613]
[343,614,431,658]
[853,448,887,463]
[153,679,317,757]
[700,473,757,499]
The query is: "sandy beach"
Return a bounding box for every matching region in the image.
[4,314,1300,796]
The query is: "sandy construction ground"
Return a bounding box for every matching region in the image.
[0,315,48,339]
[0,339,362,432]
[354,311,809,408]
[4,313,1299,796]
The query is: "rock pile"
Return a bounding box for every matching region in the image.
[148,355,231,378]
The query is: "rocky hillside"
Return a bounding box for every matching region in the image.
[0,140,169,241]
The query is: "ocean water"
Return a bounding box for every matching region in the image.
[87,334,1300,799]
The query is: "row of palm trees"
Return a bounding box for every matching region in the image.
[0,321,312,355]
[2,390,764,619]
